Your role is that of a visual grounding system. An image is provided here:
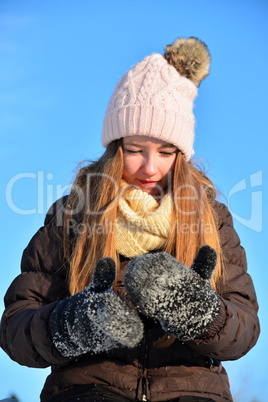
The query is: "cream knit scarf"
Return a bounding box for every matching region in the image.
[115,183,173,258]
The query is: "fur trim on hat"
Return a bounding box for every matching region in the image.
[164,37,211,87]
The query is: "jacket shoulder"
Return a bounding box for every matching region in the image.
[20,197,71,277]
[44,195,69,227]
[213,200,233,228]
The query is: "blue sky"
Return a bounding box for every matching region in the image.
[0,1,267,401]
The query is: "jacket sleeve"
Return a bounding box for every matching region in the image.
[0,197,72,368]
[187,202,260,361]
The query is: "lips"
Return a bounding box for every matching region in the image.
[138,180,158,186]
[134,179,163,195]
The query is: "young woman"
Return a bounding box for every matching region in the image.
[0,37,260,402]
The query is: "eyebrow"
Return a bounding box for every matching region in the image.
[160,144,177,149]
[124,142,177,149]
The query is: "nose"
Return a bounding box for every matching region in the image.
[141,154,158,176]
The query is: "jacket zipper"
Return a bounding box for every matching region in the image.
[139,335,149,401]
[141,376,147,401]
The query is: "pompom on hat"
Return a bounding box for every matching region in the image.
[102,37,211,161]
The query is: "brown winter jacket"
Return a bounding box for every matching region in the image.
[0,197,260,402]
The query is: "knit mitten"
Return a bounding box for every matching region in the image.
[50,258,144,357]
[125,246,222,341]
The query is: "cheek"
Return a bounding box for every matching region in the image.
[122,157,137,180]
[163,155,177,176]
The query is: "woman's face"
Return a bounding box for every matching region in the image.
[122,135,178,196]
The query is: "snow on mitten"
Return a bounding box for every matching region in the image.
[125,246,222,341]
[50,257,144,357]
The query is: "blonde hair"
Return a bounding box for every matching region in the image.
[64,141,223,298]
[64,140,123,295]
[166,152,223,291]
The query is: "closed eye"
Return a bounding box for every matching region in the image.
[160,151,176,156]
[124,149,141,154]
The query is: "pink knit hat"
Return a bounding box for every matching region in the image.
[102,37,211,161]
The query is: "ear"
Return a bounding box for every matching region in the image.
[90,257,116,292]
[191,245,217,280]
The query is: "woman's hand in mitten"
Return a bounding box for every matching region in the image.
[50,257,144,358]
[125,246,223,341]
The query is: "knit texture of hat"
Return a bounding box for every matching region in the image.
[101,37,211,161]
[102,54,196,160]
